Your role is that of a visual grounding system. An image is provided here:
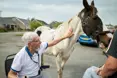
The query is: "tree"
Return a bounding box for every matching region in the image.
[49,21,62,28]
[30,18,42,30]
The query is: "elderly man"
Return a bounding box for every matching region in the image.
[8,28,74,78]
[83,30,117,78]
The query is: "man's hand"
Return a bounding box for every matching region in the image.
[48,27,74,47]
[64,27,74,38]
[96,67,102,75]
[95,65,105,78]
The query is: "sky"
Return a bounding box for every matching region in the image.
[0,0,117,25]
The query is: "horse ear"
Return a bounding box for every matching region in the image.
[91,0,95,7]
[83,0,90,10]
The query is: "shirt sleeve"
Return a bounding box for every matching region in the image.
[41,42,48,49]
[11,53,23,72]
[38,42,48,54]
[107,30,117,59]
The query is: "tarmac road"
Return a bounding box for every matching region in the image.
[0,32,106,78]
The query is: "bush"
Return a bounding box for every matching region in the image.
[15,33,23,36]
[0,28,7,32]
[30,19,42,30]
[49,21,62,28]
[53,22,62,28]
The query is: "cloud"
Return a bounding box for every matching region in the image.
[0,0,117,25]
[27,4,83,23]
[1,3,83,23]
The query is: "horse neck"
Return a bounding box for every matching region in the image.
[55,15,84,48]
[68,16,84,48]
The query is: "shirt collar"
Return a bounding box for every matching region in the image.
[25,46,33,57]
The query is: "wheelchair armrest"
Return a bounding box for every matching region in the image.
[40,65,50,70]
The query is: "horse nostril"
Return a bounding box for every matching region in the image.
[83,22,86,25]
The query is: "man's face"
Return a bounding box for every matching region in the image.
[30,36,41,51]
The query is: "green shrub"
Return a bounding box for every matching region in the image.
[53,22,62,28]
[15,33,23,36]
[30,19,43,30]
[0,28,7,32]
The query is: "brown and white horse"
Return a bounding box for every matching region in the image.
[35,0,103,78]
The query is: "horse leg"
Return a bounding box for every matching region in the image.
[61,55,70,70]
[61,46,74,70]
[56,54,63,78]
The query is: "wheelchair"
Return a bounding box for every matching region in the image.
[5,53,50,77]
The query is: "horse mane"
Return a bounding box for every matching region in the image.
[55,15,82,38]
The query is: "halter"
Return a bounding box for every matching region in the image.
[78,11,103,40]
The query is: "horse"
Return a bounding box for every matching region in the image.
[35,0,103,78]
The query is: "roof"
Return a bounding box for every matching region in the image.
[0,17,16,25]
[18,18,30,29]
[0,17,30,29]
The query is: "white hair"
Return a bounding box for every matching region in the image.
[22,32,38,45]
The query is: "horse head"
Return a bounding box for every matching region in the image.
[78,0,103,40]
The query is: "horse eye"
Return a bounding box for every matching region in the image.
[83,22,86,25]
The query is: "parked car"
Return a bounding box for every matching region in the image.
[77,34,98,47]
